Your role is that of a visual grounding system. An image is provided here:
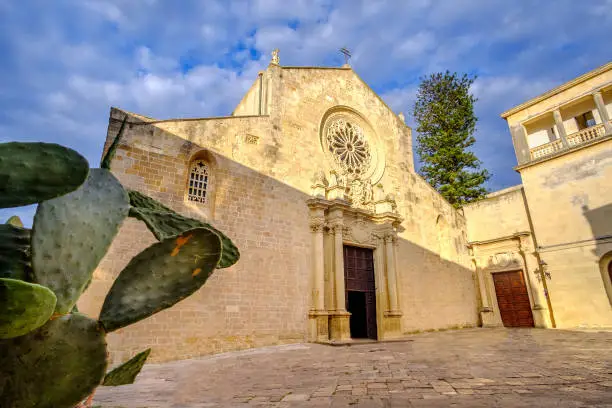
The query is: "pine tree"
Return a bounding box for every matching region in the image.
[412,71,490,207]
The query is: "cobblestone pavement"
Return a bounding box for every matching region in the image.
[94,328,612,407]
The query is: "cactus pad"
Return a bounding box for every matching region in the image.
[6,215,24,227]
[0,142,89,208]
[0,313,108,408]
[31,168,130,313]
[128,189,173,212]
[0,278,56,339]
[99,227,222,332]
[103,348,151,386]
[0,224,32,280]
[128,190,240,268]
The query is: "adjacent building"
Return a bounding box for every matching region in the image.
[464,61,612,329]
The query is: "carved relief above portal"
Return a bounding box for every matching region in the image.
[485,251,522,270]
[343,218,371,245]
[348,178,374,210]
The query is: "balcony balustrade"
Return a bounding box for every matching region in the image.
[566,123,606,146]
[529,121,609,161]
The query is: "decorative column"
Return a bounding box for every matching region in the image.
[382,231,402,339]
[553,109,569,148]
[593,91,612,133]
[310,221,325,311]
[307,200,329,342]
[471,248,496,327]
[510,124,531,165]
[518,236,550,328]
[475,267,497,327]
[257,72,264,115]
[328,208,350,341]
[384,234,399,312]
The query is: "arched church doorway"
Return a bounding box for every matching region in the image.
[344,245,377,339]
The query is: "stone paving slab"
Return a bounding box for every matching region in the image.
[94,328,612,407]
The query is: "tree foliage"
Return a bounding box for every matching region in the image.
[413,71,490,207]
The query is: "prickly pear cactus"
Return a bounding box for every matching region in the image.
[0,278,57,339]
[0,313,108,408]
[128,189,240,268]
[31,168,130,313]
[0,142,89,208]
[0,133,238,407]
[0,223,32,280]
[6,215,24,227]
[99,228,222,332]
[103,348,151,386]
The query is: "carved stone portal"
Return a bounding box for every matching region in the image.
[306,196,403,343]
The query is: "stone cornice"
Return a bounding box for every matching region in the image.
[468,231,530,248]
[501,61,612,119]
[306,197,403,225]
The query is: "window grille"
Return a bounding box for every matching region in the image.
[187,160,209,203]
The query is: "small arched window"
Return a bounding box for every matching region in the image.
[187,159,209,203]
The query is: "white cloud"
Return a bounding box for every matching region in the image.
[1,0,611,224]
[80,0,125,24]
[392,31,435,61]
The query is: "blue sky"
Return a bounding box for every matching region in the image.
[1,0,611,225]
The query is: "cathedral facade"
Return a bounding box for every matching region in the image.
[81,53,479,364]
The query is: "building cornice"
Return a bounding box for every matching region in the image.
[500,61,612,119]
[468,231,530,247]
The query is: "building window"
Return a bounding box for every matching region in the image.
[547,127,558,142]
[576,111,596,130]
[187,160,209,203]
[326,118,372,177]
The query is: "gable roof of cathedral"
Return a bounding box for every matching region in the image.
[113,64,407,126]
[233,63,406,125]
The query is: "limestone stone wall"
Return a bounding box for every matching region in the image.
[462,186,552,328]
[463,185,530,243]
[520,139,612,328]
[233,73,266,116]
[81,110,311,364]
[83,63,480,363]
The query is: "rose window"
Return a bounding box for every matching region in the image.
[326,119,371,175]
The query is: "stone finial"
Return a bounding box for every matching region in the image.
[374,183,386,202]
[398,112,405,123]
[328,170,338,187]
[311,170,327,198]
[326,170,347,201]
[386,193,397,210]
[271,48,280,65]
[312,170,328,186]
[374,185,397,214]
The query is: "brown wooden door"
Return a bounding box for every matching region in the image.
[344,245,377,340]
[492,271,534,328]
